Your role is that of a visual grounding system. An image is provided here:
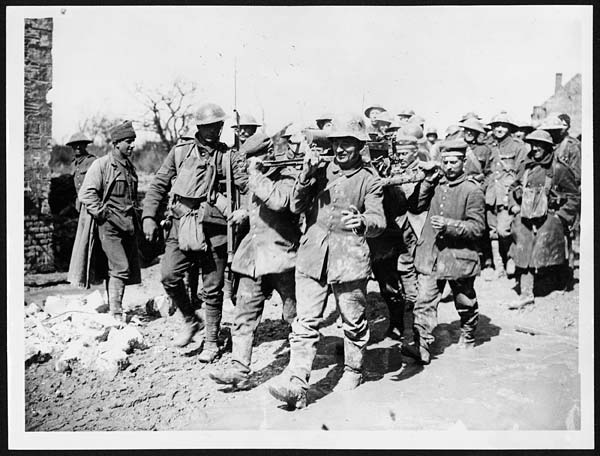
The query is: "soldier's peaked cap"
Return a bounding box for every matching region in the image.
[440,139,468,157]
[66,132,93,146]
[394,133,418,147]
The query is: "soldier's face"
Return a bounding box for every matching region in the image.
[236,125,258,144]
[332,137,361,166]
[442,155,464,180]
[530,142,550,161]
[71,142,88,154]
[397,147,418,168]
[197,122,223,143]
[426,134,437,143]
[114,137,135,158]
[463,129,479,144]
[513,131,526,141]
[369,109,384,126]
[492,124,510,140]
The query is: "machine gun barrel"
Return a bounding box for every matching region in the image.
[382,170,426,186]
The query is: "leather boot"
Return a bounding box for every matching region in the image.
[108,278,126,324]
[333,367,362,392]
[385,297,404,340]
[209,360,250,388]
[509,270,535,310]
[172,316,199,347]
[199,305,222,362]
[491,240,506,278]
[171,286,200,347]
[268,375,307,410]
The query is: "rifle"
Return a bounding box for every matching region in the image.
[262,155,334,169]
[225,59,240,269]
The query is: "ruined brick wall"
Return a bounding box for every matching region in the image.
[532,73,582,138]
[24,18,55,272]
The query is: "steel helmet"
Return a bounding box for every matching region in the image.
[374,111,393,125]
[539,114,565,130]
[458,118,486,135]
[445,124,462,138]
[386,120,402,133]
[66,132,93,146]
[231,113,261,128]
[195,102,228,126]
[425,126,438,136]
[364,104,386,118]
[400,122,424,140]
[328,114,369,142]
[315,113,334,123]
[280,122,306,144]
[524,129,554,146]
[488,112,518,129]
[516,120,535,134]
[409,115,426,126]
[460,111,481,122]
[397,107,415,117]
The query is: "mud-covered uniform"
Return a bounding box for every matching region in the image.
[229,167,300,373]
[286,159,385,389]
[412,172,485,355]
[142,137,240,347]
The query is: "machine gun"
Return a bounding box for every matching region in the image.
[381,167,427,186]
[262,155,334,169]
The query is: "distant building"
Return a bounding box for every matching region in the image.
[531,72,582,137]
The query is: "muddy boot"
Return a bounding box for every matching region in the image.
[333,367,362,392]
[209,360,250,389]
[173,316,199,347]
[457,329,476,349]
[401,336,431,365]
[199,305,222,363]
[385,297,404,341]
[268,375,307,410]
[491,240,506,278]
[108,278,126,325]
[509,270,535,310]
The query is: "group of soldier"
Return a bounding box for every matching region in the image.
[66,100,581,410]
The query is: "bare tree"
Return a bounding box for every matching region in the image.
[78,113,118,149]
[134,79,198,152]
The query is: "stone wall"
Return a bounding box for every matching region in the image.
[531,73,582,138]
[24,18,55,272]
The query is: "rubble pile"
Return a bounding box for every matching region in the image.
[24,290,147,376]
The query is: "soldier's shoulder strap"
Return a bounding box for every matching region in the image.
[173,140,196,170]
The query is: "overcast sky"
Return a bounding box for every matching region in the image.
[10,5,590,145]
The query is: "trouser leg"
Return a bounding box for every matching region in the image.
[412,274,444,354]
[199,243,227,345]
[448,277,479,342]
[372,252,405,334]
[231,274,266,371]
[287,271,329,389]
[333,279,370,373]
[271,270,297,324]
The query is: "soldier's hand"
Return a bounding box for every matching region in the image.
[247,156,264,175]
[228,208,249,225]
[143,218,158,242]
[341,205,365,231]
[300,148,321,182]
[510,205,521,215]
[430,215,447,233]
[419,161,441,181]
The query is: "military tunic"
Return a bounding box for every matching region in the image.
[72,152,96,212]
[508,152,580,269]
[412,172,485,353]
[554,135,581,182]
[230,168,300,371]
[287,159,386,388]
[77,152,141,284]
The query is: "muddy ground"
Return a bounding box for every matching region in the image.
[24,262,580,431]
